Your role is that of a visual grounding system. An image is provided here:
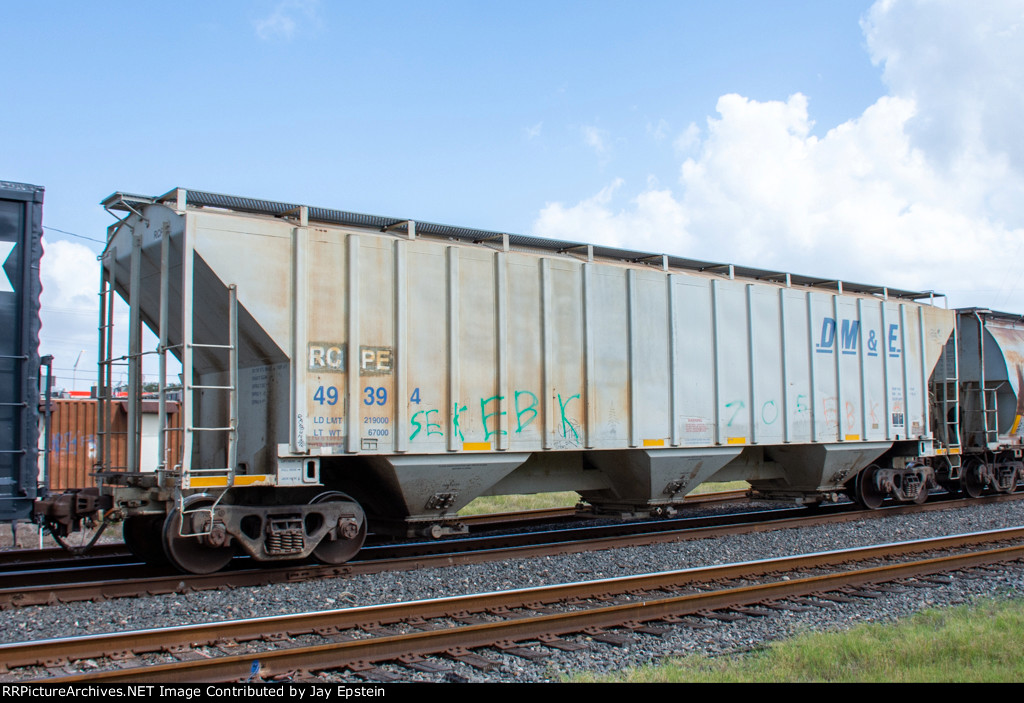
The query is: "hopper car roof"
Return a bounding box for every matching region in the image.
[103,186,940,302]
[956,307,1024,323]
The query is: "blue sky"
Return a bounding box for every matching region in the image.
[5,1,881,232]
[2,1,1023,389]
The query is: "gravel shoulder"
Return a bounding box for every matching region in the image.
[2,500,1022,682]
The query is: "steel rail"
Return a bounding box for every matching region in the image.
[96,542,1021,684]
[5,526,1023,681]
[1,492,1020,609]
[0,543,129,569]
[0,490,749,571]
[0,485,989,574]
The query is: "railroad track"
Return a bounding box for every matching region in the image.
[0,488,748,570]
[3,526,1022,682]
[1,491,1019,609]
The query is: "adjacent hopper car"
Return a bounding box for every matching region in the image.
[1,181,43,523]
[31,187,1024,573]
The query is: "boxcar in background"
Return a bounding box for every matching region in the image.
[0,181,44,521]
[43,398,184,490]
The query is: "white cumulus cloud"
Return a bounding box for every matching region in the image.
[254,0,321,41]
[39,240,167,392]
[673,122,701,155]
[534,0,1024,312]
[582,125,611,155]
[39,240,108,390]
[864,0,1024,182]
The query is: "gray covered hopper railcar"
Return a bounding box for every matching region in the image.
[35,187,958,573]
[944,308,1024,497]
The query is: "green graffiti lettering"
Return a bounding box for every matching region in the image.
[452,402,467,442]
[725,400,745,427]
[480,395,506,442]
[514,390,538,433]
[412,409,444,441]
[425,408,442,437]
[557,393,580,442]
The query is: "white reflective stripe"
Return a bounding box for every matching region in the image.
[0,241,15,293]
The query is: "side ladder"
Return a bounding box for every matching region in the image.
[967,311,1001,451]
[177,284,240,537]
[966,386,1000,450]
[931,327,962,477]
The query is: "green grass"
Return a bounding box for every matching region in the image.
[457,482,749,516]
[574,599,1024,683]
[458,491,582,516]
[689,480,748,495]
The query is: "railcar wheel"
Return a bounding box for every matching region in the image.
[310,492,367,565]
[853,464,886,510]
[162,497,236,574]
[913,484,930,505]
[961,459,986,499]
[122,515,169,566]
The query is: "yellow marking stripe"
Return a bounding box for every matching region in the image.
[845,434,860,441]
[463,442,492,451]
[726,437,746,445]
[188,475,272,488]
[643,439,665,447]
[188,478,226,488]
[234,475,273,485]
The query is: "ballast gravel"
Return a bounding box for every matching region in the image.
[2,500,1023,682]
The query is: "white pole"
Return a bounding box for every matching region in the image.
[72,349,84,392]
